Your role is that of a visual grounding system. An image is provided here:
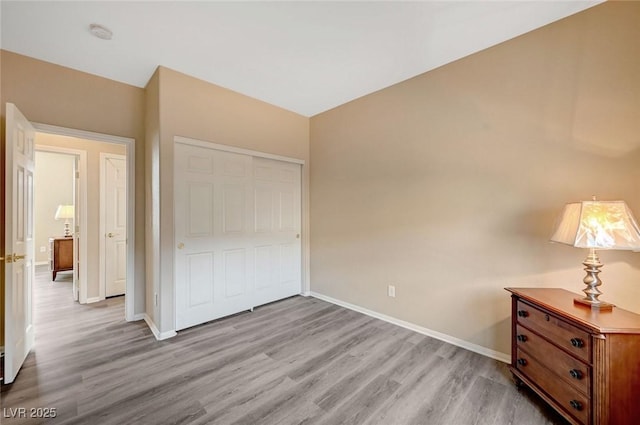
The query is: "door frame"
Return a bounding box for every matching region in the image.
[33,123,137,321]
[99,152,127,299]
[34,145,87,303]
[174,136,305,166]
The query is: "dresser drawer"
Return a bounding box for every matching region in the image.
[516,300,590,362]
[516,324,590,396]
[516,348,590,425]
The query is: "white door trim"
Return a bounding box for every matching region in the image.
[33,123,137,321]
[174,136,305,165]
[35,144,88,303]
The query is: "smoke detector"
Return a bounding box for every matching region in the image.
[89,23,113,40]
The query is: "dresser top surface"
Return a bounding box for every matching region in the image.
[506,287,640,334]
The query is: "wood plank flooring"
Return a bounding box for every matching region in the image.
[1,266,568,424]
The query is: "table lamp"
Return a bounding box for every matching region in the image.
[550,196,640,310]
[54,204,75,237]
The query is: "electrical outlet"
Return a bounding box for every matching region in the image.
[39,246,47,253]
[388,285,396,298]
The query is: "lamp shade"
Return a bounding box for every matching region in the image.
[550,200,640,250]
[54,204,75,220]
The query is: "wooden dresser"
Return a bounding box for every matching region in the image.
[49,237,73,281]
[506,288,640,425]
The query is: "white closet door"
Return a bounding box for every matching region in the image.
[175,142,302,331]
[252,157,301,306]
[211,149,254,319]
[174,143,254,330]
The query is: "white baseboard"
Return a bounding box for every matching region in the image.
[143,314,177,341]
[301,290,311,297]
[130,313,145,321]
[85,297,102,304]
[309,291,510,364]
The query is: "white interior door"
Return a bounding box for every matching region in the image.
[103,154,127,297]
[4,103,36,384]
[72,155,80,301]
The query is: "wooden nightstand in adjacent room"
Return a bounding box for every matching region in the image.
[49,236,73,281]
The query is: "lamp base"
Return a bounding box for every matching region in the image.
[573,297,614,311]
[64,221,72,238]
[576,248,615,311]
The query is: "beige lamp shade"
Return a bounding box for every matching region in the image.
[54,204,75,220]
[550,200,640,250]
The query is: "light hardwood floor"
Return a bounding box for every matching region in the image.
[1,266,567,424]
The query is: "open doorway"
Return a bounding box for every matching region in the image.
[33,149,79,300]
[33,127,133,314]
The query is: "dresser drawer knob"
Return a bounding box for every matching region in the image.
[570,338,585,348]
[517,310,529,318]
[516,335,528,342]
[569,369,584,380]
[545,314,550,321]
[570,400,583,411]
[517,358,527,366]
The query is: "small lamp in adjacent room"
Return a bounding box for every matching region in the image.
[550,196,640,310]
[54,204,75,238]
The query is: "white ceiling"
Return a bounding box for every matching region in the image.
[1,1,602,117]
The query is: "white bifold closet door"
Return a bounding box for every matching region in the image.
[174,142,301,331]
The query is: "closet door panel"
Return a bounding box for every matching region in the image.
[252,157,301,307]
[175,142,301,330]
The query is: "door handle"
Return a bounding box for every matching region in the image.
[3,253,25,263]
[107,232,118,238]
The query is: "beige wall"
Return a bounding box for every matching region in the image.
[34,151,75,263]
[35,134,126,299]
[309,2,640,357]
[149,66,309,334]
[1,50,146,348]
